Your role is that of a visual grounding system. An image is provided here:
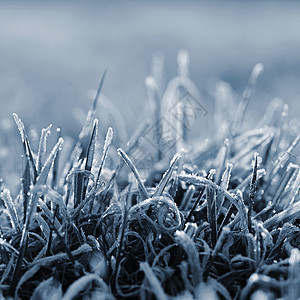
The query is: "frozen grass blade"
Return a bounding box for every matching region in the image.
[22,158,31,224]
[256,97,284,128]
[45,208,75,264]
[78,70,107,143]
[145,76,162,158]
[212,226,230,258]
[8,137,63,296]
[214,143,228,185]
[150,52,164,94]
[175,230,202,286]
[81,119,98,203]
[288,248,300,300]
[214,81,234,139]
[268,133,300,181]
[231,63,264,136]
[140,261,168,300]
[271,163,298,210]
[264,200,300,230]
[36,137,64,185]
[52,127,62,189]
[15,244,92,297]
[220,162,233,191]
[179,184,195,210]
[0,237,21,258]
[1,189,20,233]
[85,119,98,173]
[153,153,180,197]
[31,277,62,300]
[126,119,151,156]
[36,124,52,174]
[45,205,58,256]
[63,274,109,300]
[96,126,113,187]
[13,113,38,182]
[117,148,149,200]
[206,187,217,246]
[115,184,132,273]
[179,173,244,216]
[185,172,211,224]
[64,70,107,179]
[177,49,190,77]
[248,153,258,233]
[217,162,233,215]
[0,255,15,286]
[283,168,300,207]
[33,213,50,241]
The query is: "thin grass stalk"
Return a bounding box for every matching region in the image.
[153,153,180,197]
[95,127,113,188]
[36,124,52,174]
[248,153,258,233]
[117,148,149,200]
[231,63,264,136]
[52,127,61,189]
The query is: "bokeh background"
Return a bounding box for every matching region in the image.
[1,0,300,138]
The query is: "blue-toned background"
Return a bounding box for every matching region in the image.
[1,0,300,138]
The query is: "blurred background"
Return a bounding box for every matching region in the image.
[0,0,300,138]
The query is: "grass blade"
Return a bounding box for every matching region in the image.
[153,153,180,197]
[0,189,20,233]
[117,148,149,200]
[248,153,258,233]
[8,138,63,296]
[231,63,264,136]
[52,127,62,189]
[13,113,38,182]
[36,124,52,174]
[96,127,113,187]
[78,70,107,146]
[80,119,98,204]
[140,262,168,300]
[22,158,31,224]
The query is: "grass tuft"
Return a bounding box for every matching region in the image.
[0,55,299,299]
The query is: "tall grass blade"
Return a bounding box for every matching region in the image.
[22,158,31,223]
[140,262,168,300]
[96,127,113,187]
[248,153,258,233]
[231,63,264,136]
[52,127,62,189]
[13,113,38,182]
[36,124,52,174]
[79,119,98,205]
[153,153,180,197]
[1,189,20,233]
[78,70,107,146]
[117,148,149,200]
[179,184,195,210]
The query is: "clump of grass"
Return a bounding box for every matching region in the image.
[0,51,299,300]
